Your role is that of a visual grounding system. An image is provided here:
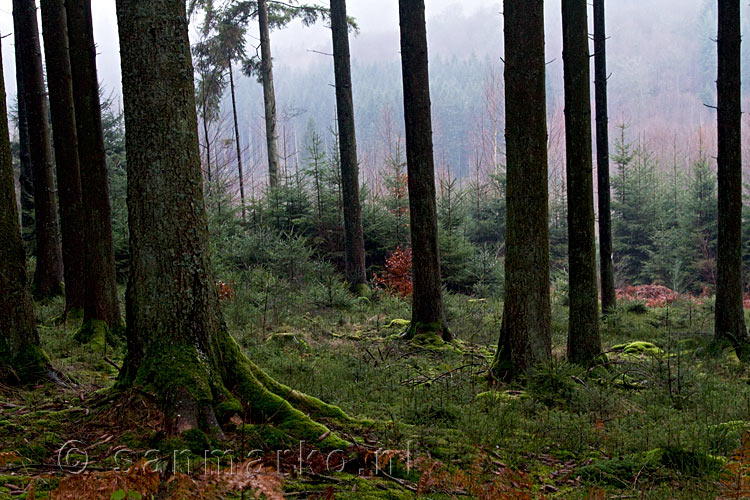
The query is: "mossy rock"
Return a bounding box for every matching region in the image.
[611,341,664,357]
[476,390,527,402]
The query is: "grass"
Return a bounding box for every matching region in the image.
[0,288,748,498]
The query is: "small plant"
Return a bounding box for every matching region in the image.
[375,246,413,298]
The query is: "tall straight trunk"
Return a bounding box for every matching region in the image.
[40,0,87,313]
[228,64,246,223]
[0,34,49,383]
[398,0,449,341]
[13,0,64,298]
[562,0,602,364]
[116,0,348,443]
[13,38,35,244]
[202,100,212,186]
[66,0,121,336]
[258,0,280,189]
[594,0,616,314]
[491,0,551,381]
[330,0,367,289]
[715,0,748,349]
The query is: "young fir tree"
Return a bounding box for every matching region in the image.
[612,129,659,284]
[115,0,350,443]
[681,150,718,293]
[0,35,50,383]
[398,0,450,341]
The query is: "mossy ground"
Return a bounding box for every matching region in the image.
[1,293,749,498]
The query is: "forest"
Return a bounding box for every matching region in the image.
[1,0,750,499]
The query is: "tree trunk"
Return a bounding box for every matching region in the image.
[13,0,64,299]
[594,0,616,314]
[0,34,49,383]
[66,0,122,339]
[229,63,246,223]
[115,0,349,444]
[398,0,449,342]
[491,0,551,381]
[40,0,87,314]
[331,0,367,290]
[258,0,280,189]
[562,0,602,364]
[12,38,35,247]
[715,0,748,350]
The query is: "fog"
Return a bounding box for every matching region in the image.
[0,0,740,172]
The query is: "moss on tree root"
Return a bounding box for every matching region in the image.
[401,321,452,344]
[0,344,50,383]
[121,330,351,450]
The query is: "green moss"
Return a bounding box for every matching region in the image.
[9,345,50,383]
[73,318,110,346]
[385,318,410,329]
[214,399,243,424]
[182,428,210,455]
[611,341,664,357]
[240,424,291,449]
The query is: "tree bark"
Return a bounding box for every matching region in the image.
[66,0,121,337]
[715,0,748,350]
[331,0,367,289]
[12,37,34,246]
[13,0,64,299]
[594,0,616,314]
[562,0,602,364]
[0,34,49,383]
[258,0,280,189]
[115,0,349,443]
[229,63,246,223]
[40,0,87,313]
[491,0,551,381]
[398,0,449,342]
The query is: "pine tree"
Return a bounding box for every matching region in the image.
[562,0,602,365]
[13,0,64,298]
[398,0,450,341]
[116,0,350,443]
[491,0,552,380]
[0,34,49,382]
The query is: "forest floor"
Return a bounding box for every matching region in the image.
[1,290,749,499]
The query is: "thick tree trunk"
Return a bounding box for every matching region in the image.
[594,0,616,314]
[0,35,49,383]
[331,0,367,290]
[13,0,64,299]
[715,0,748,350]
[66,0,122,338]
[115,0,349,443]
[40,0,87,314]
[491,0,551,381]
[258,0,280,189]
[229,64,246,223]
[12,38,35,246]
[562,0,602,364]
[398,0,449,342]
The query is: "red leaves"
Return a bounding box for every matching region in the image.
[616,285,679,308]
[217,281,236,302]
[375,246,413,298]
